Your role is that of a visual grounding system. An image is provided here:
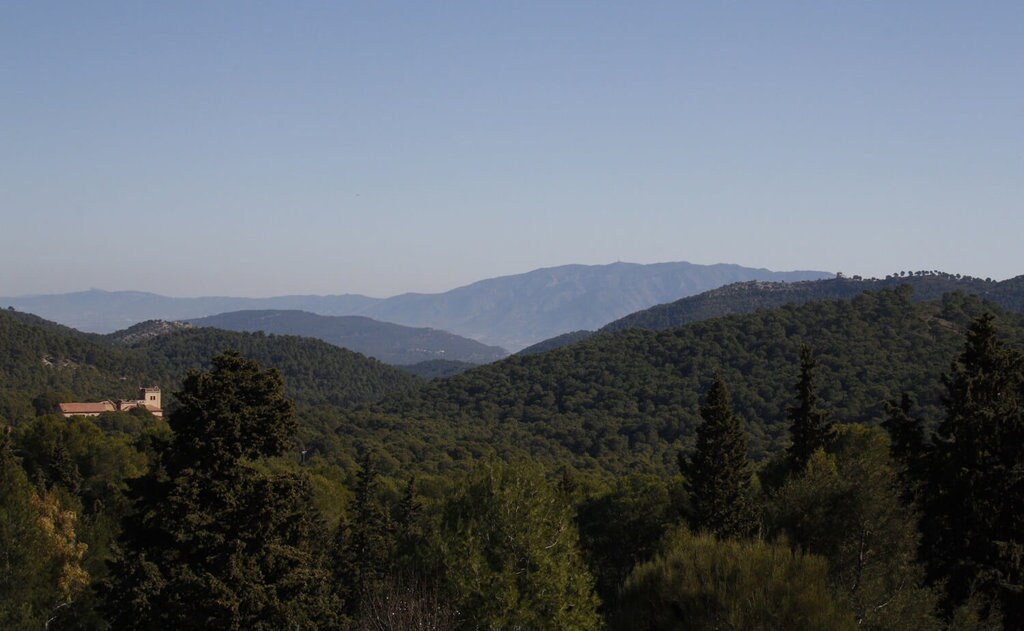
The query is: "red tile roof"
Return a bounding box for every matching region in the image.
[59,401,116,415]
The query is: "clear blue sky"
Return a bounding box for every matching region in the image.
[2,2,1022,297]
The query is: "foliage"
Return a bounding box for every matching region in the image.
[882,392,929,498]
[433,461,601,631]
[767,426,941,630]
[399,359,479,380]
[332,452,396,617]
[680,374,756,538]
[924,314,1024,624]
[0,429,86,629]
[602,272,1023,334]
[0,308,420,418]
[786,346,834,473]
[377,290,1024,472]
[577,474,681,607]
[613,527,857,630]
[104,352,339,630]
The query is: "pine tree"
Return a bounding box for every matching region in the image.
[924,314,1024,625]
[882,392,928,498]
[393,475,424,573]
[333,452,395,617]
[104,351,339,630]
[787,346,834,474]
[680,374,755,539]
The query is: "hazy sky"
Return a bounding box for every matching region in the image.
[2,2,1022,298]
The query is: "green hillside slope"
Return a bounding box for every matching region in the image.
[602,272,1023,333]
[0,310,420,420]
[369,289,1024,475]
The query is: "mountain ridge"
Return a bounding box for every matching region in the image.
[186,310,507,365]
[0,261,831,350]
[517,272,1024,355]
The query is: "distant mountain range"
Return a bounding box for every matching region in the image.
[187,310,507,365]
[0,261,830,350]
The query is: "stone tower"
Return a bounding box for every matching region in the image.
[139,387,161,411]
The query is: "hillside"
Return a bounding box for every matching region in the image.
[0,309,420,420]
[187,310,507,365]
[517,330,598,356]
[0,261,830,349]
[365,289,1024,476]
[602,272,1024,333]
[516,272,1024,355]
[399,359,478,379]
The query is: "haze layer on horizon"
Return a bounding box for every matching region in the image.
[2,2,1021,298]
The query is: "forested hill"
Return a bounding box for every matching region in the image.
[373,289,1024,474]
[602,272,1024,333]
[187,310,507,365]
[0,309,420,420]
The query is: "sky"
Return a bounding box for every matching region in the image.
[2,2,1022,298]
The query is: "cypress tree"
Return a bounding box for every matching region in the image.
[680,374,755,539]
[787,346,834,474]
[924,314,1024,625]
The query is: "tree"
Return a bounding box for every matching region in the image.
[104,351,339,630]
[882,392,928,499]
[787,346,834,473]
[613,527,857,631]
[332,452,395,617]
[0,428,88,628]
[679,374,755,538]
[768,426,941,630]
[577,474,677,607]
[434,461,601,630]
[924,314,1024,625]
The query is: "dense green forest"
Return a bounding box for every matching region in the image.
[0,309,420,421]
[518,273,1024,355]
[603,271,1024,333]
[2,286,1022,629]
[371,288,1024,472]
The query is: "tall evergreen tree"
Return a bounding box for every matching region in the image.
[331,451,396,619]
[104,351,339,630]
[393,474,424,574]
[680,374,755,539]
[924,314,1024,626]
[787,346,834,474]
[882,392,928,497]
